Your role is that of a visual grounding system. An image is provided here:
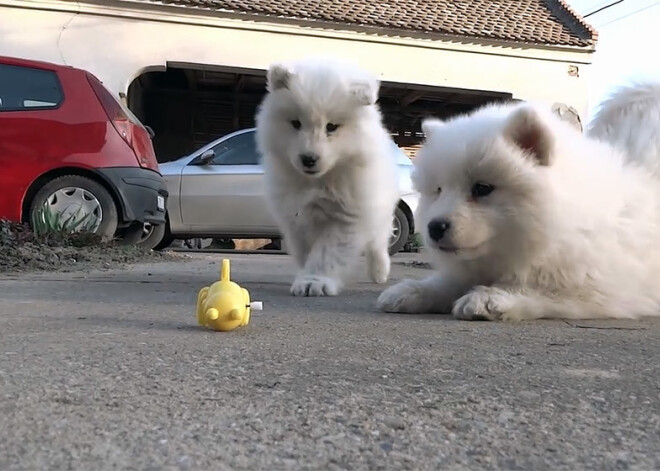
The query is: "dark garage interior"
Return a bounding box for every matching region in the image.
[127,63,513,163]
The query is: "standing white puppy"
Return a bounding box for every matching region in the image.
[377,87,660,321]
[255,58,399,296]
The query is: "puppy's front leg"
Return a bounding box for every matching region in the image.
[452,285,615,322]
[290,226,360,297]
[366,232,392,285]
[452,285,520,321]
[280,226,310,269]
[377,273,468,314]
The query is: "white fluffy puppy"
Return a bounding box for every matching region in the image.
[587,82,660,175]
[377,93,660,321]
[255,58,399,296]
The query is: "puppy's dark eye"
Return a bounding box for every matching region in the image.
[291,120,302,130]
[436,187,442,195]
[326,123,340,134]
[471,182,495,198]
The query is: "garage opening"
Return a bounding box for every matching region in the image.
[127,63,513,163]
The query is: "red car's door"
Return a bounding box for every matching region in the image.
[0,62,68,222]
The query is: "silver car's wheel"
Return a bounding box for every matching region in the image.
[139,223,167,249]
[391,215,402,243]
[388,206,410,255]
[43,187,103,232]
[118,221,167,250]
[184,238,204,249]
[138,222,154,241]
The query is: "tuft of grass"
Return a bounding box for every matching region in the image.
[408,232,424,252]
[30,206,99,238]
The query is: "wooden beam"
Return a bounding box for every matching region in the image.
[400,90,426,107]
[233,74,244,129]
[234,73,245,92]
[183,69,201,147]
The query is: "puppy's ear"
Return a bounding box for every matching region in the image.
[267,63,292,92]
[503,106,554,166]
[349,79,379,106]
[421,118,444,139]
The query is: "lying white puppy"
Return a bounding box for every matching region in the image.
[378,86,660,321]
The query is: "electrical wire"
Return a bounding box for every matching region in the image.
[584,0,625,18]
[596,1,660,27]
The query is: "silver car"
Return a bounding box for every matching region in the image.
[150,128,419,254]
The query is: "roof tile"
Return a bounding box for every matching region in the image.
[129,0,596,47]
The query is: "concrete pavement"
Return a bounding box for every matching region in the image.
[1,253,659,470]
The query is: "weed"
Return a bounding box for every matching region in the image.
[407,232,424,252]
[30,206,99,238]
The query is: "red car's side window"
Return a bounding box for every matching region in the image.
[0,64,64,112]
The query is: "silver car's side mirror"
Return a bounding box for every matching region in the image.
[199,149,215,165]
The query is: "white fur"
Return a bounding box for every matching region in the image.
[587,81,660,175]
[378,87,660,321]
[255,57,399,296]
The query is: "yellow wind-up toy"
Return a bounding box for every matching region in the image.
[196,259,263,332]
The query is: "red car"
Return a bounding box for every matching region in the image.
[0,55,167,247]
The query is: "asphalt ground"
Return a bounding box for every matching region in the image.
[1,253,659,470]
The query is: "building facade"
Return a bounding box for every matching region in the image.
[0,0,597,160]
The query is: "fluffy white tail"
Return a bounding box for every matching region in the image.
[587,82,660,175]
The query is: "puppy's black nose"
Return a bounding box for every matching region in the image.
[428,219,451,241]
[300,153,318,169]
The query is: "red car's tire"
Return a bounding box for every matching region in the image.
[29,175,119,239]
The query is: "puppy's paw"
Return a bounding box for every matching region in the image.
[452,286,515,321]
[377,280,430,313]
[290,275,340,297]
[500,310,527,322]
[367,250,390,284]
